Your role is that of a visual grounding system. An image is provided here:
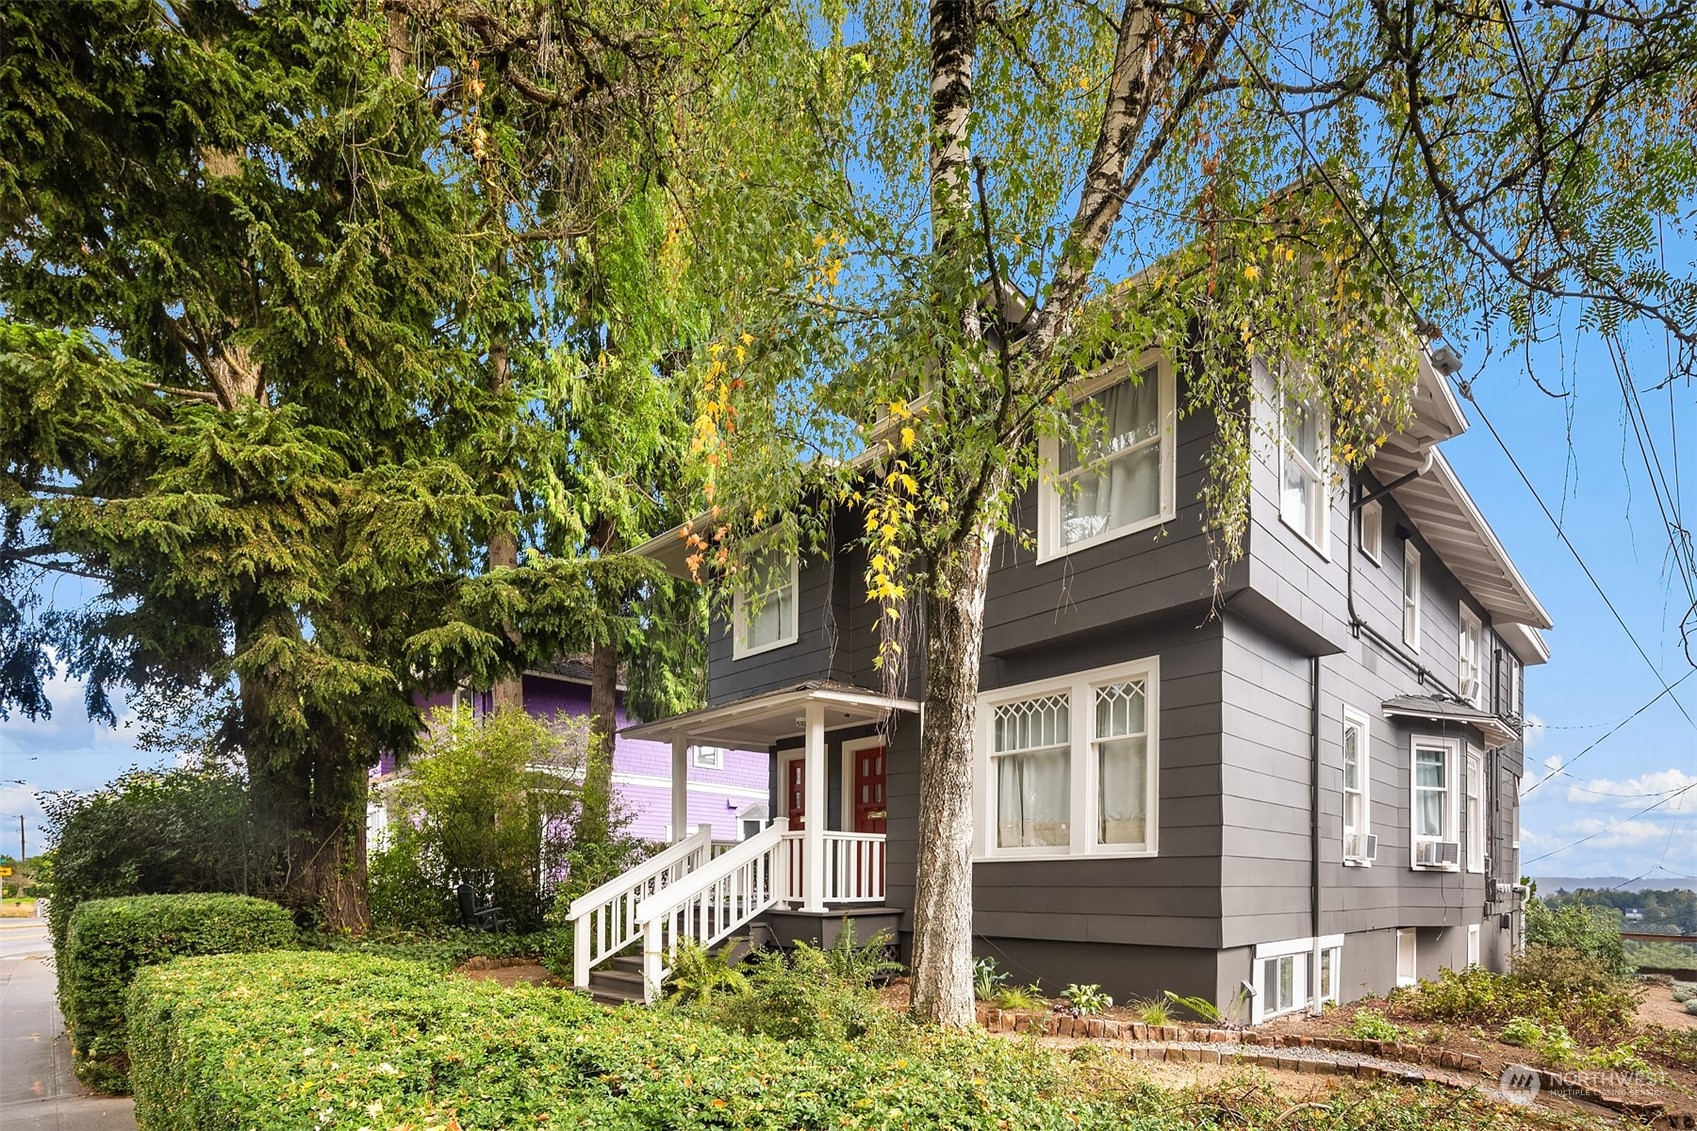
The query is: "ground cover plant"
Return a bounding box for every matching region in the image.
[303,926,570,976]
[63,893,295,1091]
[1394,945,1641,1043]
[127,950,1630,1131]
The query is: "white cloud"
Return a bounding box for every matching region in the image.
[1564,768,1697,812]
[1563,817,1676,847]
[1522,714,1546,750]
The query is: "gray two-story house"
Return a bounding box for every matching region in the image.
[567,349,1548,1022]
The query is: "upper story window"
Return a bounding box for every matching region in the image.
[1504,653,1522,720]
[1342,708,1373,865]
[1402,542,1422,651]
[1410,735,1460,870]
[1457,605,1483,706]
[1359,498,1383,564]
[977,658,1159,859]
[1280,394,1329,553]
[1466,747,1484,874]
[693,746,726,770]
[732,542,798,659]
[1037,356,1176,560]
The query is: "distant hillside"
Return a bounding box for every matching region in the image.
[1532,876,1697,894]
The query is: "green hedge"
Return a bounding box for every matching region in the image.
[63,893,296,1092]
[127,951,1118,1131]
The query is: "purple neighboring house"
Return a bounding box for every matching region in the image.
[368,664,768,850]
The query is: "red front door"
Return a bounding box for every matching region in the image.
[785,757,806,830]
[853,746,887,834]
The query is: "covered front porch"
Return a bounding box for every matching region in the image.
[569,681,917,1002]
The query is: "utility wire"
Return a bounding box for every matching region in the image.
[1522,777,1697,867]
[1521,665,1697,796]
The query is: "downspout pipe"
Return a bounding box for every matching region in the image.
[1345,453,1465,701]
[1310,654,1324,1015]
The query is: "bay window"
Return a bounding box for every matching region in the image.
[978,658,1160,859]
[1342,709,1372,864]
[1411,736,1460,870]
[1038,356,1176,559]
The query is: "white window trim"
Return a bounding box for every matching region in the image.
[1466,746,1485,874]
[692,745,726,771]
[1466,923,1482,967]
[1251,934,1342,1024]
[1359,498,1383,564]
[973,656,1161,861]
[1035,353,1177,563]
[731,545,799,659]
[1396,928,1418,987]
[1510,772,1521,849]
[1342,707,1372,866]
[1409,735,1461,871]
[1402,542,1423,651]
[1278,391,1331,558]
[1458,605,1483,707]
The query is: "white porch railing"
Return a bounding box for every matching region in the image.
[636,819,789,1001]
[569,824,715,991]
[781,831,887,904]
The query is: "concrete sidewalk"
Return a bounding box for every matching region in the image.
[0,921,136,1130]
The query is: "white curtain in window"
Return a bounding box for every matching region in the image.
[1095,680,1148,845]
[1416,748,1446,837]
[997,748,1070,848]
[1060,376,1160,545]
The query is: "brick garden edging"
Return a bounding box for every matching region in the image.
[974,1006,1697,1127]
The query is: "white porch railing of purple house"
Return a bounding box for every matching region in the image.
[634,818,790,1001]
[569,823,715,991]
[780,830,887,904]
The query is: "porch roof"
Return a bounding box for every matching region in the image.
[1381,693,1518,748]
[622,681,919,748]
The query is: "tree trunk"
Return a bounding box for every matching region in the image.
[582,635,619,846]
[487,334,525,712]
[909,492,1001,1026]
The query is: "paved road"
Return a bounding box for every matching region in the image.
[0,919,136,1130]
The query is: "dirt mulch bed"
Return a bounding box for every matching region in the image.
[453,956,563,988]
[1256,984,1697,1122]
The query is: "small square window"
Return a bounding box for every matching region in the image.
[1359,498,1383,563]
[693,746,726,771]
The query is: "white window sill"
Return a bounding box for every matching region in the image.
[1036,509,1175,565]
[1410,862,1460,873]
[1279,512,1330,560]
[974,848,1157,863]
[1342,858,1372,868]
[732,634,799,661]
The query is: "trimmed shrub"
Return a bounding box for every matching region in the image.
[303,926,570,975]
[63,893,295,1091]
[127,951,1115,1131]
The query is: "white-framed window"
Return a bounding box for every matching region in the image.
[1342,708,1372,865]
[1359,497,1383,564]
[1402,542,1422,650]
[1410,736,1460,870]
[1280,392,1330,554]
[739,818,764,841]
[692,746,726,771]
[976,658,1159,859]
[1037,355,1176,561]
[1466,923,1481,967]
[1458,605,1483,706]
[1505,654,1522,720]
[1396,928,1418,986]
[732,542,798,659]
[1509,772,1521,849]
[1251,935,1342,1024]
[1466,747,1484,874]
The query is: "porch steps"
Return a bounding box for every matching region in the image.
[586,954,647,1005]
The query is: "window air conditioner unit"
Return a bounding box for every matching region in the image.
[1417,840,1460,867]
[1347,833,1379,863]
[1490,879,1513,903]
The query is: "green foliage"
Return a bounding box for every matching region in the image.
[994,983,1049,1011]
[1347,1009,1412,1042]
[665,939,751,1007]
[1130,997,1170,1026]
[1162,991,1223,1025]
[1402,947,1640,1043]
[40,766,276,960]
[1499,1016,1544,1048]
[1543,886,1697,937]
[1671,981,1697,1003]
[372,706,594,933]
[820,923,903,986]
[974,955,1009,1000]
[1062,983,1113,1017]
[1525,897,1632,976]
[63,894,294,1092]
[302,927,569,977]
[1639,1025,1697,1073]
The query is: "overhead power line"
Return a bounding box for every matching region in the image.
[1521,665,1697,796]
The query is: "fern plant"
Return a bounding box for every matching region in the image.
[821,923,903,987]
[665,938,750,1007]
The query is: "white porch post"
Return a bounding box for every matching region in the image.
[802,702,827,913]
[671,737,690,843]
